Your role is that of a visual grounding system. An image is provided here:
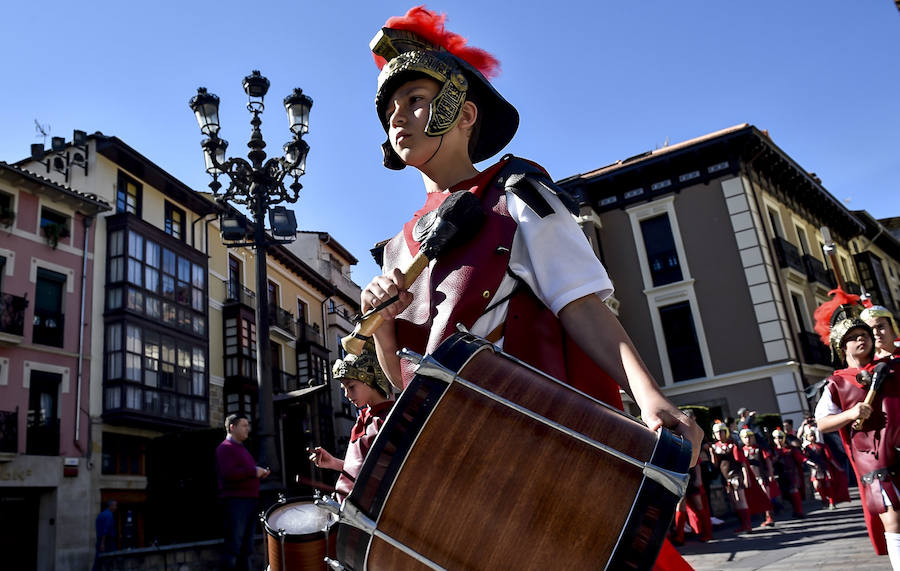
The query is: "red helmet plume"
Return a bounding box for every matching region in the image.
[813,288,861,346]
[373,5,500,79]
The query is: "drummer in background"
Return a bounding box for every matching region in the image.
[309,345,393,502]
[360,6,703,468]
[861,304,900,358]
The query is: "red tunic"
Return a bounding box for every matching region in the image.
[743,445,780,500]
[826,358,900,555]
[772,445,806,495]
[335,401,393,502]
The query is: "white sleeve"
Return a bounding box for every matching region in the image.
[506,188,614,315]
[814,383,843,420]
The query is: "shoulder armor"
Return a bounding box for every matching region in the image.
[496,155,581,218]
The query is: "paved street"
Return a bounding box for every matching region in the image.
[678,488,890,570]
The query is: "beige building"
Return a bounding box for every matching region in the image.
[557,124,898,426]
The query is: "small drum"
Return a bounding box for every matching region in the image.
[336,332,692,570]
[263,497,337,571]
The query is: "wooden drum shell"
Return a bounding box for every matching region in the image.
[339,333,690,570]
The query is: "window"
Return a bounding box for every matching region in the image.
[0,192,13,227]
[297,299,308,324]
[103,321,208,424]
[659,301,705,382]
[116,172,142,216]
[795,226,810,256]
[33,268,66,347]
[26,371,61,455]
[767,207,784,239]
[791,293,809,332]
[107,227,206,336]
[268,280,280,308]
[101,433,149,475]
[819,242,830,269]
[225,316,256,380]
[164,202,186,241]
[39,207,70,247]
[640,214,683,287]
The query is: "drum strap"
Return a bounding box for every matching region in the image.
[481,267,525,343]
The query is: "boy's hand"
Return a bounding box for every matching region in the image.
[362,268,413,322]
[640,394,704,467]
[307,446,342,471]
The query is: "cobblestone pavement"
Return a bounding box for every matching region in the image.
[676,488,891,570]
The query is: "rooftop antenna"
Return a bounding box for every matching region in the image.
[34,119,50,146]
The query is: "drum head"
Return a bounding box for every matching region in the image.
[265,500,335,539]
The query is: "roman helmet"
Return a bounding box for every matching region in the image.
[860,304,899,343]
[739,427,754,440]
[371,6,519,170]
[332,342,391,398]
[771,427,785,440]
[712,420,730,438]
[813,288,874,363]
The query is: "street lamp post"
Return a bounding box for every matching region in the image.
[190,71,312,485]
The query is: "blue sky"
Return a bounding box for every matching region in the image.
[2,1,897,284]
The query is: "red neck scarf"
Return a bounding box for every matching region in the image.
[349,400,393,443]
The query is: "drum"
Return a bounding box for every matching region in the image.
[336,332,692,571]
[263,497,337,571]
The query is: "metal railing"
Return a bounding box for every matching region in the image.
[772,237,805,274]
[268,305,297,337]
[32,308,65,347]
[802,255,835,288]
[224,279,256,308]
[0,408,17,453]
[798,330,833,367]
[273,369,300,393]
[0,292,28,337]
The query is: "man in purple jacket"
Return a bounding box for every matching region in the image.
[216,413,270,571]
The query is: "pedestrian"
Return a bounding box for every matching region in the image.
[92,499,117,571]
[814,288,900,565]
[861,304,900,358]
[308,346,393,502]
[358,7,702,568]
[771,427,807,518]
[216,413,270,571]
[710,421,754,533]
[800,424,848,509]
[740,428,777,526]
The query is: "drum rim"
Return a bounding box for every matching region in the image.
[263,497,336,541]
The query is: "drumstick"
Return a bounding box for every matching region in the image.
[342,191,485,355]
[852,362,889,431]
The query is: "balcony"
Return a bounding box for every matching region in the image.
[798,331,833,367]
[298,321,324,346]
[772,236,806,275]
[326,305,355,329]
[802,255,835,289]
[269,305,298,338]
[26,418,59,456]
[273,369,300,394]
[0,293,28,345]
[0,408,17,459]
[224,279,256,309]
[32,309,64,347]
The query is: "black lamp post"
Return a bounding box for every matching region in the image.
[190,71,312,484]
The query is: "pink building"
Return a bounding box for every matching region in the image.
[0,162,110,570]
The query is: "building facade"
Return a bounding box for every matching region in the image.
[7,132,354,568]
[557,124,897,426]
[0,161,110,570]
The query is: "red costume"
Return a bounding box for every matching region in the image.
[824,358,900,555]
[802,440,851,506]
[335,401,393,502]
[772,444,806,516]
[742,444,781,501]
[382,155,621,407]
